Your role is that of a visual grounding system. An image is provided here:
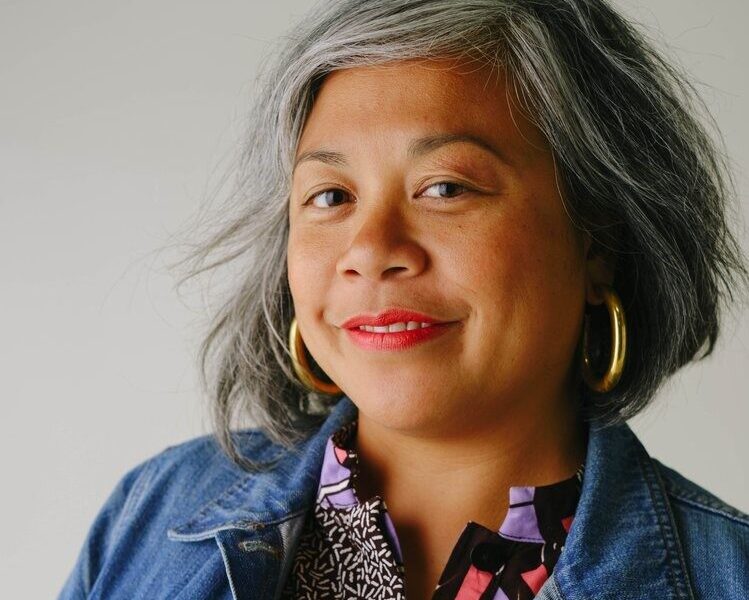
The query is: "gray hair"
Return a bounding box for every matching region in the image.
[168,0,748,472]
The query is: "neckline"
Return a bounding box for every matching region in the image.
[318,417,585,541]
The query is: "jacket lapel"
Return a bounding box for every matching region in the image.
[546,417,696,600]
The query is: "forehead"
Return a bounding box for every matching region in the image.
[297,57,549,163]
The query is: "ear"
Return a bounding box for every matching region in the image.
[583,232,616,305]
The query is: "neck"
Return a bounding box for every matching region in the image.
[352,389,588,536]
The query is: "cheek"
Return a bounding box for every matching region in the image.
[501,205,587,367]
[441,211,540,301]
[452,201,585,346]
[493,197,583,294]
[287,232,316,306]
[287,228,338,311]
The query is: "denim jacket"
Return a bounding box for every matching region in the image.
[57,395,749,599]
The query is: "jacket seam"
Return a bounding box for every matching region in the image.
[113,453,162,539]
[666,491,749,529]
[84,453,164,596]
[215,535,240,600]
[641,453,696,600]
[169,448,296,534]
[653,460,749,523]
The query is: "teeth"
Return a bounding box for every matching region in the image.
[358,321,433,333]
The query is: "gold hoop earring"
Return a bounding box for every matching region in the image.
[288,316,342,395]
[581,284,627,393]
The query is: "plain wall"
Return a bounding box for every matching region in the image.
[1,1,747,597]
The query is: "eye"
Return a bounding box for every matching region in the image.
[421,181,468,200]
[302,180,470,209]
[305,188,351,209]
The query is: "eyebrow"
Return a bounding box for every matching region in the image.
[292,132,513,174]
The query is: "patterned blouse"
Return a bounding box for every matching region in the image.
[280,418,585,600]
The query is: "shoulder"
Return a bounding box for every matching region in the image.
[651,458,749,596]
[112,429,272,501]
[57,428,284,599]
[654,458,749,527]
[124,427,288,521]
[154,427,282,478]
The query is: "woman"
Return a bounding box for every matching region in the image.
[58,0,748,599]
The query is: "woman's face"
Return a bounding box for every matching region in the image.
[287,58,606,436]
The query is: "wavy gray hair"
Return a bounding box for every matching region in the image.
[169,0,748,472]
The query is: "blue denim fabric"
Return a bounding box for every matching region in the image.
[57,395,749,599]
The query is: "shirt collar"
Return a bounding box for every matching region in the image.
[167,395,694,599]
[316,416,585,544]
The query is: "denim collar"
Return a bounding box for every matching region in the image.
[168,395,695,599]
[167,396,359,541]
[551,413,695,600]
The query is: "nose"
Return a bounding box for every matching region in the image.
[335,199,428,282]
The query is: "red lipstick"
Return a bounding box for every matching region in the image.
[340,308,460,351]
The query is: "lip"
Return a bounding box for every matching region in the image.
[344,321,459,351]
[340,308,452,329]
[340,308,461,352]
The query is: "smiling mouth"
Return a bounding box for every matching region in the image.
[343,320,460,351]
[340,307,455,330]
[352,321,439,333]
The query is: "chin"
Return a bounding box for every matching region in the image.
[352,384,454,432]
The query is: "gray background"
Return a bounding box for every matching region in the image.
[1,1,746,597]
